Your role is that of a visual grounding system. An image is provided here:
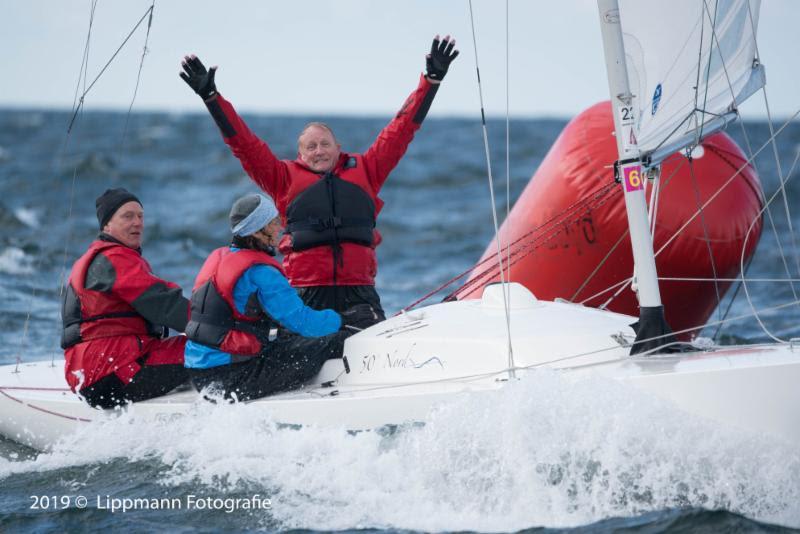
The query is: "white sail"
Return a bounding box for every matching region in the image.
[619,0,764,164]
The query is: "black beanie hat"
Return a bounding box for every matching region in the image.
[95,188,142,229]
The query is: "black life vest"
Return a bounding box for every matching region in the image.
[61,240,160,349]
[285,169,376,252]
[186,247,284,356]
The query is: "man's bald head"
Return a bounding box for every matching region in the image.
[297,122,341,173]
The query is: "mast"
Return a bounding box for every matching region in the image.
[597,0,677,354]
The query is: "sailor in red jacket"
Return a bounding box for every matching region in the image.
[61,188,190,408]
[180,36,459,323]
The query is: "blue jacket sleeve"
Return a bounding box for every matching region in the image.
[232,264,341,337]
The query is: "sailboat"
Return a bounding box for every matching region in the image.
[1,0,799,451]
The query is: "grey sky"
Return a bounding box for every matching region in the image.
[3,0,798,118]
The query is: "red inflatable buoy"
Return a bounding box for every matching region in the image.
[461,101,763,339]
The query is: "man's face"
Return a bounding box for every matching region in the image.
[298,125,340,173]
[103,201,144,249]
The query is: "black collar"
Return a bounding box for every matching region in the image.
[98,232,142,255]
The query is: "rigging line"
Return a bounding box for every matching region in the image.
[697,4,779,338]
[700,0,755,157]
[647,168,658,236]
[468,0,514,376]
[589,157,688,309]
[704,2,764,341]
[121,0,156,147]
[571,229,629,303]
[641,298,800,348]
[66,4,155,134]
[505,0,511,307]
[689,0,707,141]
[532,298,800,371]
[756,192,800,301]
[573,156,685,304]
[659,276,800,283]
[711,253,753,341]
[579,278,632,307]
[760,81,800,281]
[16,0,100,373]
[463,184,621,294]
[71,0,98,115]
[53,3,155,368]
[744,3,800,280]
[740,149,800,343]
[599,272,631,310]
[650,170,662,243]
[452,184,621,301]
[687,156,723,321]
[337,297,800,398]
[641,107,705,163]
[653,107,800,260]
[696,0,720,142]
[401,180,617,311]
[399,191,600,312]
[698,0,798,307]
[737,4,800,302]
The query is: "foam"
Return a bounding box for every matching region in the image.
[0,247,34,275]
[13,208,39,228]
[0,370,798,530]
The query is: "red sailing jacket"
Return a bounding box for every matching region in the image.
[207,74,440,286]
[62,239,188,390]
[187,247,285,356]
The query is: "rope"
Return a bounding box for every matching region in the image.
[121,1,156,147]
[15,2,156,370]
[699,0,799,340]
[696,0,719,142]
[594,117,799,313]
[653,108,800,260]
[66,5,155,133]
[687,155,723,321]
[706,3,784,340]
[16,0,100,373]
[710,254,752,341]
[739,149,800,342]
[447,182,619,302]
[574,156,686,307]
[504,0,512,327]
[398,176,617,312]
[325,298,800,398]
[467,0,515,376]
[659,276,800,283]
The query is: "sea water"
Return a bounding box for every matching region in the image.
[0,109,799,532]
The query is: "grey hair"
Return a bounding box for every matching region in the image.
[297,122,337,148]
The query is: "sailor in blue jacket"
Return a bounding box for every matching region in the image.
[185,194,373,401]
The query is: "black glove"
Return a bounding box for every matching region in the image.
[180,55,218,100]
[426,35,459,82]
[340,303,380,330]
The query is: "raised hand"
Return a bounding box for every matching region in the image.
[426,35,459,82]
[180,55,218,100]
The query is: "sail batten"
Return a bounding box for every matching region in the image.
[619,0,763,164]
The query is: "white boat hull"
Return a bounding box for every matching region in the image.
[2,284,798,450]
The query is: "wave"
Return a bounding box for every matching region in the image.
[1,370,797,531]
[0,247,35,275]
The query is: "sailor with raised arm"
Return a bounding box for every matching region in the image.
[180,36,458,326]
